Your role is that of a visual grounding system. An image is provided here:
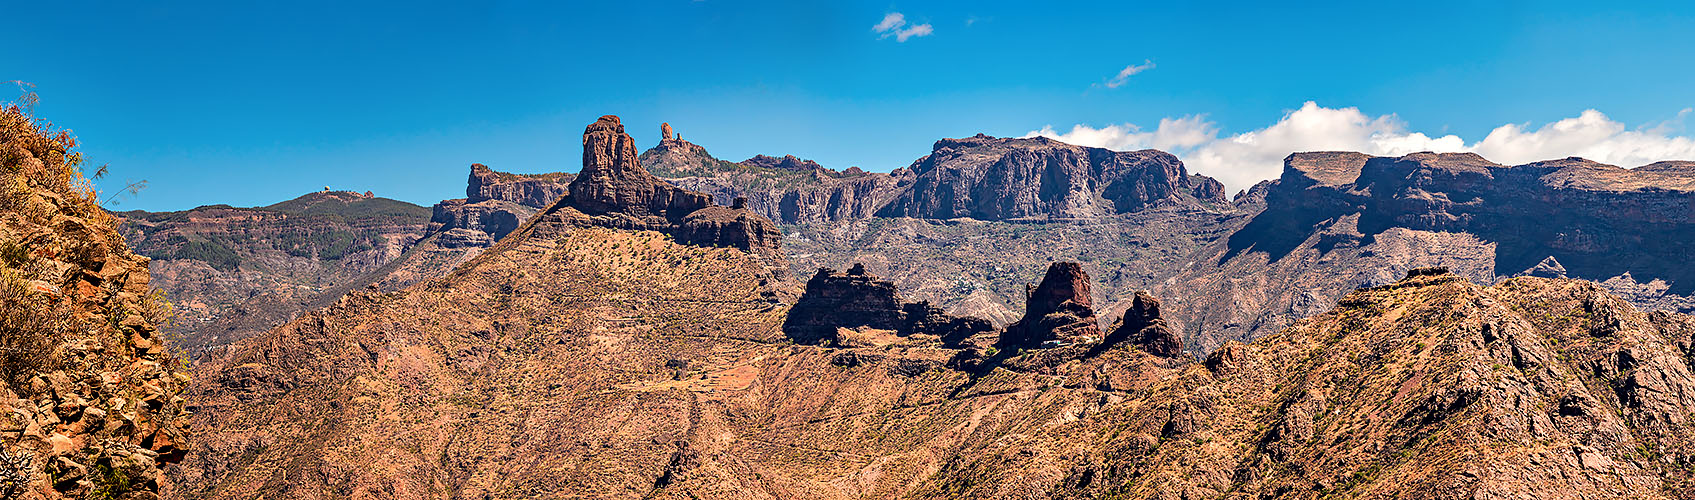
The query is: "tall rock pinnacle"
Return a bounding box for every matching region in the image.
[999,262,1101,350]
[570,115,710,220]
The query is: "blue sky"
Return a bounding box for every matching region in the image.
[6,1,1694,210]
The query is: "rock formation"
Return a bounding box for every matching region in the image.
[641,138,908,224]
[569,115,712,222]
[661,122,673,140]
[999,262,1101,350]
[1101,290,1183,357]
[429,164,573,248]
[879,134,1227,220]
[1,105,190,499]
[533,115,786,272]
[784,263,993,346]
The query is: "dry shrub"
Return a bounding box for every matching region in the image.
[0,266,76,389]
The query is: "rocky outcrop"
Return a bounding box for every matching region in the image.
[535,116,786,272]
[879,134,1228,221]
[570,115,712,222]
[429,164,574,248]
[661,122,673,140]
[784,263,992,346]
[1,105,190,499]
[999,262,1101,350]
[466,163,571,207]
[675,200,784,264]
[1102,290,1183,357]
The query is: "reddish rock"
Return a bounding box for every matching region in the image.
[1103,290,1183,357]
[999,262,1101,350]
[785,264,993,346]
[570,115,710,221]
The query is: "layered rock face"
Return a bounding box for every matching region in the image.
[1,105,190,499]
[879,134,1227,221]
[784,263,992,346]
[428,164,573,248]
[998,262,1102,350]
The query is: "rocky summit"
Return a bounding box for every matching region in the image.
[525,115,786,273]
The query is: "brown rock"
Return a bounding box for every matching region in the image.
[784,264,993,346]
[661,122,673,141]
[570,115,710,221]
[1103,291,1184,357]
[999,262,1101,350]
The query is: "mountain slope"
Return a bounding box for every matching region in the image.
[917,269,1695,498]
[117,191,430,355]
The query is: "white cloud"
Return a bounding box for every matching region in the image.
[873,12,933,42]
[1026,102,1695,194]
[873,13,905,33]
[1104,60,1155,89]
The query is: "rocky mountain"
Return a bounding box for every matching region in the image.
[1,104,190,499]
[117,191,431,355]
[168,186,1695,499]
[879,134,1227,221]
[1163,151,1695,352]
[642,135,906,225]
[644,131,1228,225]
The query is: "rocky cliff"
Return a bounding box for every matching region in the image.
[879,134,1228,221]
[1,105,190,499]
[1162,150,1695,353]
